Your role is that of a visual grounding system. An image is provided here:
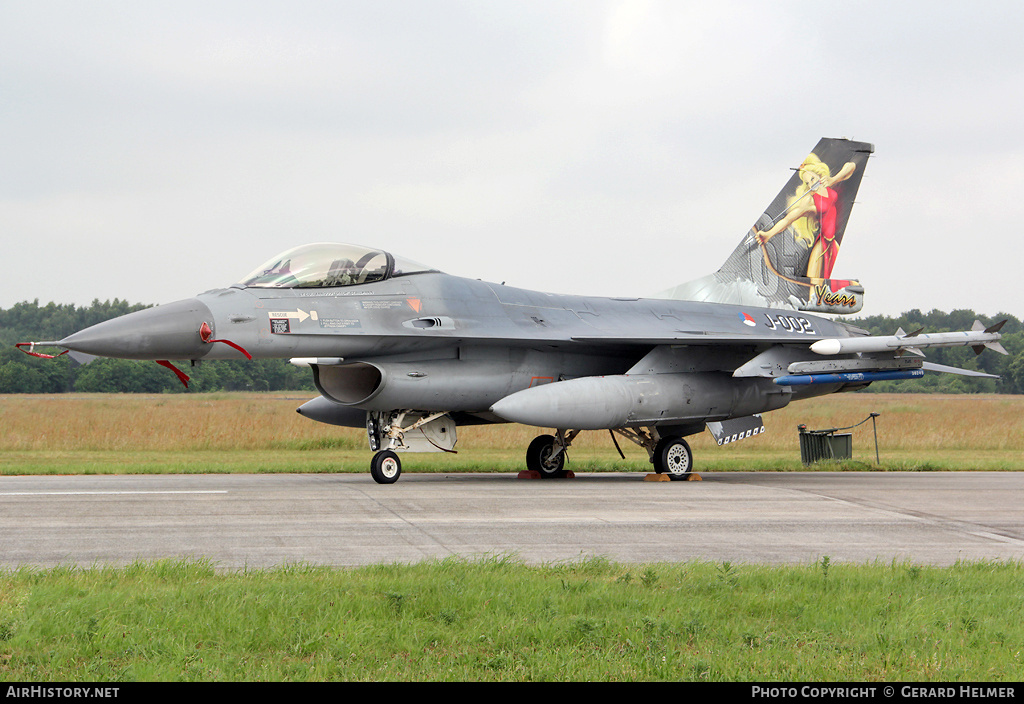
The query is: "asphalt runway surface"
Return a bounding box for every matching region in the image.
[2,472,1023,569]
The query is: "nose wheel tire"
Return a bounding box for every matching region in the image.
[370,450,402,484]
[526,435,566,478]
[653,437,693,480]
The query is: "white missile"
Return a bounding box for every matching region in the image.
[811,320,1007,356]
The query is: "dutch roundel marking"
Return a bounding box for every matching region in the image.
[739,312,757,327]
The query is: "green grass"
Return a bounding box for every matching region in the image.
[2,557,1022,681]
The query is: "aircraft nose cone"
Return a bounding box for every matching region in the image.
[59,297,215,359]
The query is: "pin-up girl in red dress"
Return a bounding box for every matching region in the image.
[754,154,857,283]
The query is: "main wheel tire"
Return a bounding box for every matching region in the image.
[653,437,693,480]
[526,435,566,478]
[370,450,402,484]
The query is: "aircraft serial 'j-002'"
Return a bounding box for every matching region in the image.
[21,138,1008,483]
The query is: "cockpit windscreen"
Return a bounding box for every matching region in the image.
[238,243,435,289]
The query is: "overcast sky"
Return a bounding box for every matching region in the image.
[3,1,1022,318]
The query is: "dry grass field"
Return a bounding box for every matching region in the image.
[2,392,1023,474]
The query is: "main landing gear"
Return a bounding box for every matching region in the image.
[525,431,579,478]
[651,436,694,479]
[523,427,695,480]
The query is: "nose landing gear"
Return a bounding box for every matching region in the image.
[366,410,457,484]
[370,450,402,484]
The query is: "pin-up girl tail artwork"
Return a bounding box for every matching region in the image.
[655,137,874,315]
[754,153,857,289]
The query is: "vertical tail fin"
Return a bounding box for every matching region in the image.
[657,137,874,314]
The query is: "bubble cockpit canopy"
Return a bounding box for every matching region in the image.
[237,243,438,289]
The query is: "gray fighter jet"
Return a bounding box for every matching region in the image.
[22,138,1006,483]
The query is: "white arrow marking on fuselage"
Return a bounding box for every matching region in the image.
[268,310,317,323]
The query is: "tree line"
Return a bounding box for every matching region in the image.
[2,299,1022,394]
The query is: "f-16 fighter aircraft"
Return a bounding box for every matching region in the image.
[20,138,1007,483]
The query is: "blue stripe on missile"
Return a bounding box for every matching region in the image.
[773,369,925,386]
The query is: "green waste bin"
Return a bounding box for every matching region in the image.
[798,425,853,465]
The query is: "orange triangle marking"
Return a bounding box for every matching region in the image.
[407,298,422,313]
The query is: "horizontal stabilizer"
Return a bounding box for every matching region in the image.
[920,361,999,379]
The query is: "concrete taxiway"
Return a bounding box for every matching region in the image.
[1,472,1022,569]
